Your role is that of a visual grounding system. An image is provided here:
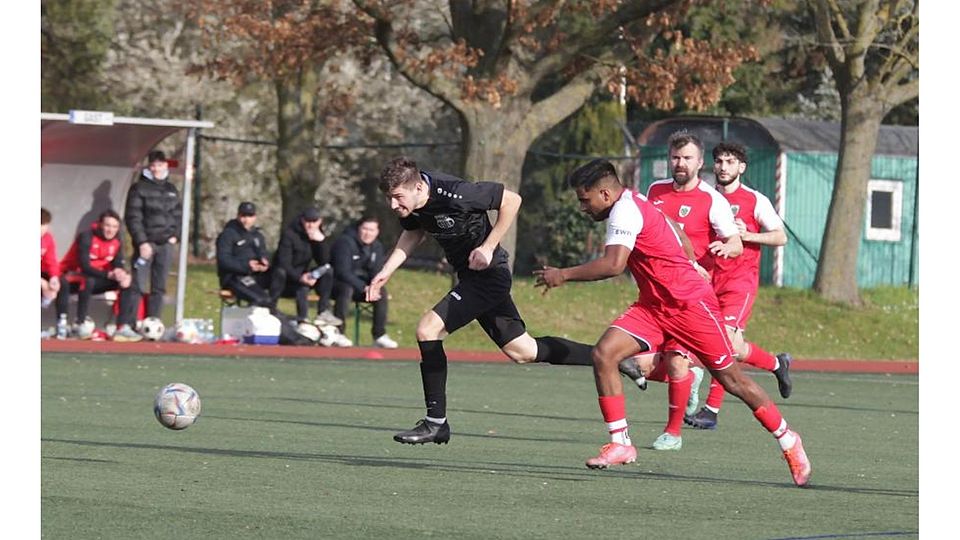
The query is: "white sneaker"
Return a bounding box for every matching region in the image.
[374,334,399,349]
[314,310,343,327]
[332,333,353,347]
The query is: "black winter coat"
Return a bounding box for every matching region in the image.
[273,219,328,279]
[216,219,269,287]
[331,227,385,291]
[124,170,182,246]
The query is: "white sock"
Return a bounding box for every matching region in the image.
[705,405,720,414]
[425,416,446,425]
[607,419,631,445]
[773,357,781,371]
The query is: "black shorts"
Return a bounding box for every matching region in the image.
[432,264,526,347]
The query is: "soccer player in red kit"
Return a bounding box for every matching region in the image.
[685,142,792,430]
[41,207,61,309]
[617,130,743,451]
[535,159,811,487]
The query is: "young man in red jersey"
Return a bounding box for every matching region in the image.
[41,207,61,310]
[535,159,811,487]
[684,142,792,430]
[56,210,141,341]
[616,130,742,451]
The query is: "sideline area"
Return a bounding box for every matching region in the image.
[41,340,918,374]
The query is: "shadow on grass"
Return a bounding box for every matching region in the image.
[43,437,917,497]
[265,395,601,423]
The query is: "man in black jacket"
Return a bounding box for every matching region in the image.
[269,207,342,326]
[331,216,397,348]
[216,202,273,307]
[124,150,182,319]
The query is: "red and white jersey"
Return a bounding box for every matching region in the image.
[605,189,714,310]
[41,232,59,277]
[713,184,784,294]
[646,178,738,272]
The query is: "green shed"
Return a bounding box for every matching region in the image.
[631,116,918,288]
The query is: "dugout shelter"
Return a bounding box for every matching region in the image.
[41,111,214,327]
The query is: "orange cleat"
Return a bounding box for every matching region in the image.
[585,443,637,469]
[783,432,812,487]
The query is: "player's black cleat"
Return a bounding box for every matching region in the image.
[618,357,648,391]
[683,407,718,430]
[393,419,451,445]
[774,352,793,399]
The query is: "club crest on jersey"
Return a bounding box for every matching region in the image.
[435,214,455,229]
[679,205,692,218]
[730,204,740,215]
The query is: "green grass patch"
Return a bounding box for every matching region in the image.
[182,264,918,360]
[42,353,918,539]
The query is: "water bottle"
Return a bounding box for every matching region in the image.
[309,263,331,280]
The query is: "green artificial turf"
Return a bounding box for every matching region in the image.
[42,353,918,539]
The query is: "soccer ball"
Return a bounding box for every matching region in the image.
[140,317,165,341]
[153,383,202,430]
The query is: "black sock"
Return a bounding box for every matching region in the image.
[418,340,447,420]
[534,336,594,366]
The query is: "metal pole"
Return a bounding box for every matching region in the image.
[191,104,203,257]
[908,158,919,287]
[176,128,197,324]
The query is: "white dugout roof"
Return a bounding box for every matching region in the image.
[40,112,214,323]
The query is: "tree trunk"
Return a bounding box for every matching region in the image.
[275,70,322,227]
[813,94,883,306]
[459,104,535,267]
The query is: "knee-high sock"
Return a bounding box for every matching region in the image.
[704,377,726,411]
[666,371,693,435]
[418,340,447,419]
[598,394,630,445]
[744,342,777,371]
[753,402,797,450]
[647,360,669,383]
[534,336,593,366]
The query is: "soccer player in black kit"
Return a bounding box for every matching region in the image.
[366,157,594,444]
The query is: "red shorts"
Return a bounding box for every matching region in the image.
[610,297,735,370]
[715,289,755,330]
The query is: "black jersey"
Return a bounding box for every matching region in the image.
[399,171,509,271]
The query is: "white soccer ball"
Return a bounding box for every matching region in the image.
[153,383,202,430]
[140,317,165,341]
[296,321,321,342]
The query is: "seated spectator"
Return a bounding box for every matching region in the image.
[331,216,398,348]
[216,202,274,307]
[41,207,61,310]
[270,207,342,327]
[55,210,140,341]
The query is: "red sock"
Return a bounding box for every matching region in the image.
[752,402,787,435]
[598,394,627,423]
[647,360,669,383]
[744,342,777,372]
[665,371,693,435]
[704,377,726,410]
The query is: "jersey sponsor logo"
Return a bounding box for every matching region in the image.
[724,315,737,321]
[435,214,455,229]
[610,227,632,237]
[679,205,692,218]
[730,204,740,215]
[652,200,664,206]
[713,354,728,365]
[450,291,462,301]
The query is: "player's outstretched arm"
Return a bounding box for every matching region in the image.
[469,189,522,271]
[534,244,630,293]
[366,229,425,301]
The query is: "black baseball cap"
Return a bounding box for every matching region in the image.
[301,207,321,221]
[238,202,257,216]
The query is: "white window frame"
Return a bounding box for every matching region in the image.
[865,179,903,242]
